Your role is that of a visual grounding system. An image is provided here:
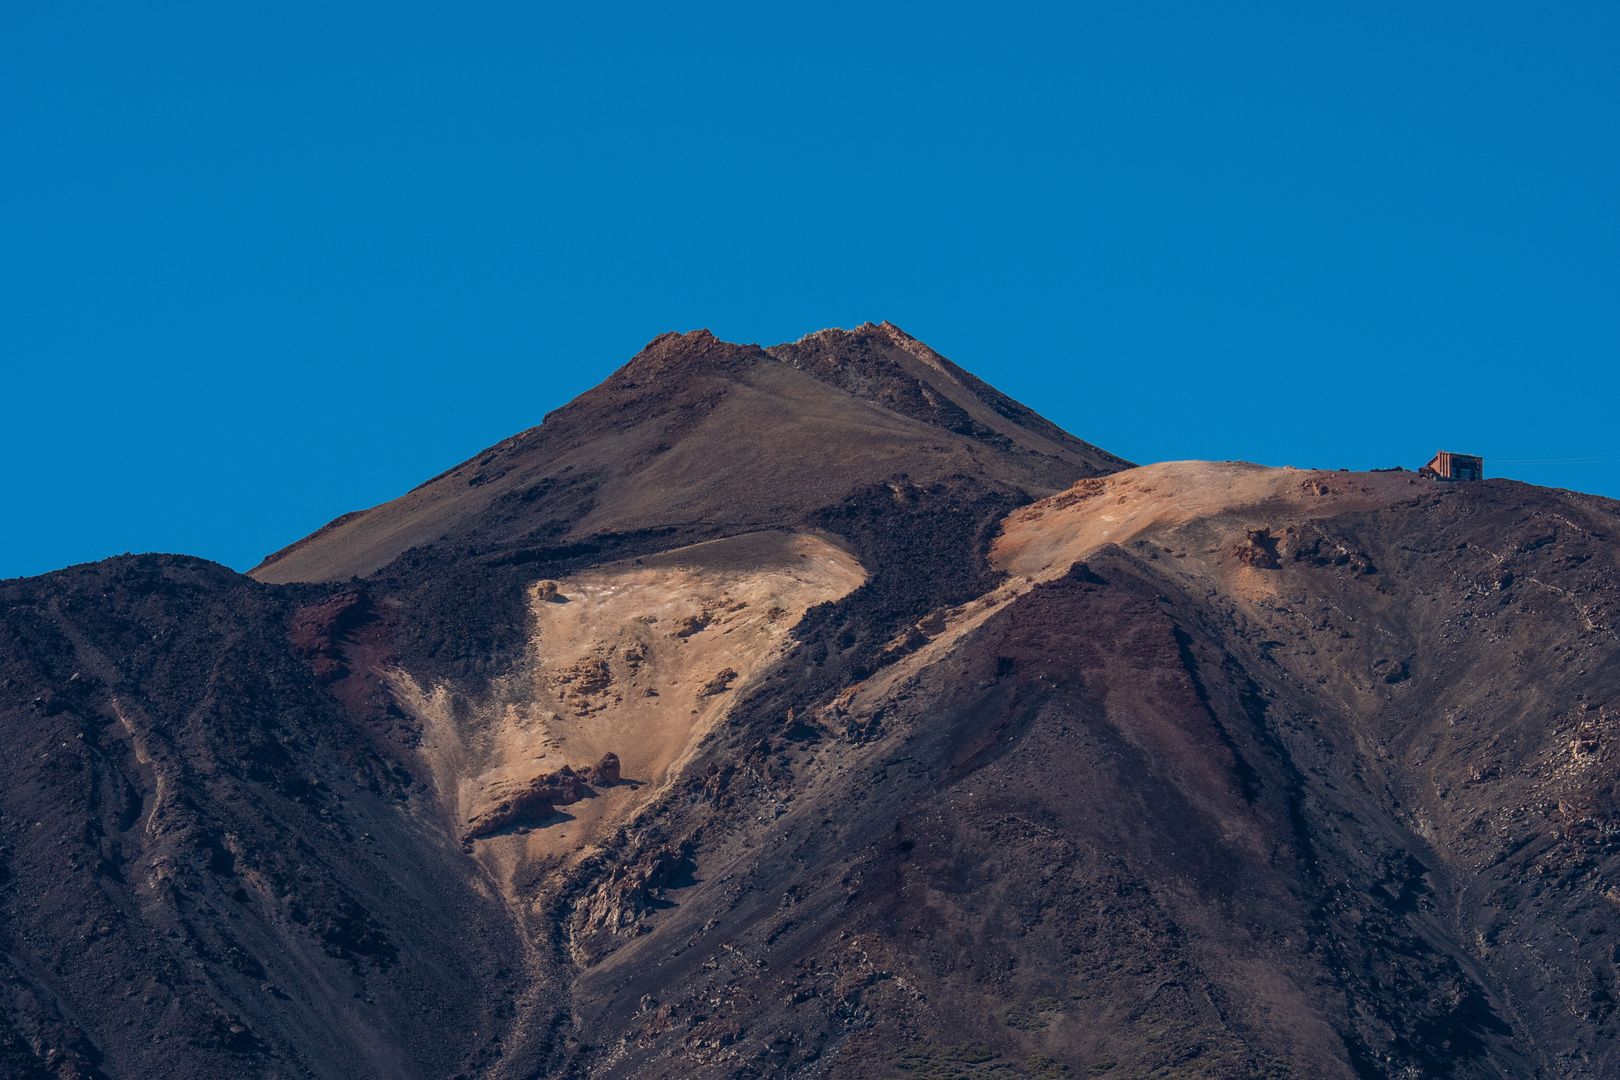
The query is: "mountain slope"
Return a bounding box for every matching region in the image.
[251,322,1124,586]
[3,325,1125,1079]
[4,328,1619,1080]
[0,557,525,1079]
[561,463,1620,1078]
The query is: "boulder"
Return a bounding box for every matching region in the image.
[700,668,739,696]
[579,752,622,786]
[531,764,590,805]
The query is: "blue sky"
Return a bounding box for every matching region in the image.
[3,3,1617,580]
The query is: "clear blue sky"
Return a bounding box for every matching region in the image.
[4,3,1617,580]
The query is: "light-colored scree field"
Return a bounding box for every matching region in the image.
[992,460,1408,577]
[397,530,865,893]
[822,461,1418,722]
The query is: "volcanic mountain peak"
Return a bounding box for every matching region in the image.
[609,321,975,399]
[251,325,1124,584]
[605,321,931,384]
[604,327,763,383]
[775,319,936,360]
[8,322,1620,1078]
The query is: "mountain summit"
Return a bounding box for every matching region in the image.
[252,323,1124,585]
[3,327,1619,1079]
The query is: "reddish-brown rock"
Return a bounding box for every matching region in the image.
[464,766,591,841]
[699,667,738,696]
[580,752,621,786]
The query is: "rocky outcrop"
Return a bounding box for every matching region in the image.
[671,612,709,638]
[464,790,553,842]
[1234,527,1281,568]
[578,752,621,786]
[464,766,586,841]
[1281,524,1379,575]
[554,656,613,696]
[464,758,625,841]
[574,846,694,959]
[288,590,372,681]
[699,668,738,696]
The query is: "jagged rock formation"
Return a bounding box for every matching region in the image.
[463,764,595,842]
[3,328,1619,1079]
[579,753,621,786]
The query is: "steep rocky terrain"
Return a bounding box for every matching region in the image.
[3,325,1618,1079]
[571,463,1620,1079]
[252,322,1122,587]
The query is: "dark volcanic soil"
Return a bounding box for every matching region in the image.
[559,465,1620,1079]
[3,327,1618,1079]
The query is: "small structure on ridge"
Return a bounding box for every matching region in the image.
[1420,451,1483,482]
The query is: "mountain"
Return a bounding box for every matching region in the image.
[251,322,1124,585]
[3,326,1618,1080]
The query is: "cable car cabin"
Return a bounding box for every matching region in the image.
[1420,450,1484,482]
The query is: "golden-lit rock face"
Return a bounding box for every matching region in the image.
[399,530,865,887]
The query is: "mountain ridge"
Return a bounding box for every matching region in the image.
[3,326,1619,1079]
[251,322,1124,585]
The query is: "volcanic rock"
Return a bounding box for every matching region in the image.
[578,752,621,786]
[462,764,592,841]
[4,330,1619,1080]
[698,667,738,696]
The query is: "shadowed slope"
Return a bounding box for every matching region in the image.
[0,557,523,1080]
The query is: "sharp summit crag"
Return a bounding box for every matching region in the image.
[4,325,1618,1079]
